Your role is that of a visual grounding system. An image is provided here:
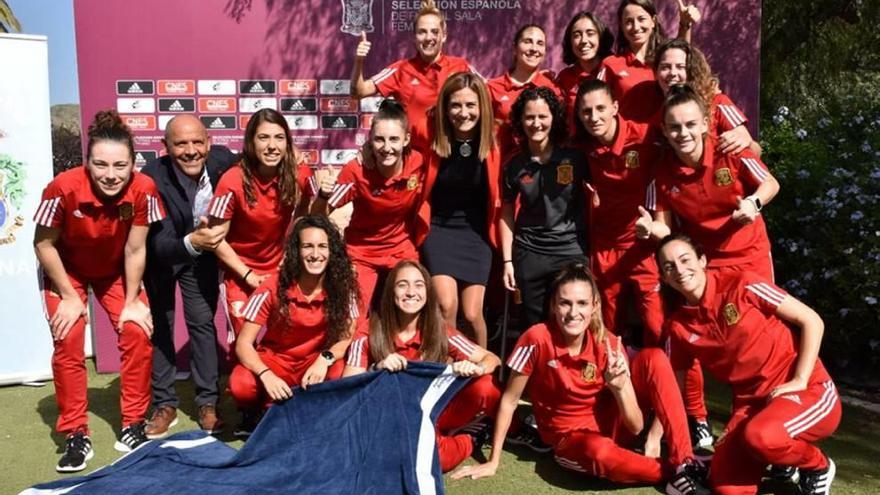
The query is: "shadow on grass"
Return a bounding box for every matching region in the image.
[36,376,123,453]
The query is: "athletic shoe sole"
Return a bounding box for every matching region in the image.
[56,448,94,473]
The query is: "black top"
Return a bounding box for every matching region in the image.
[430,139,487,231]
[502,146,589,255]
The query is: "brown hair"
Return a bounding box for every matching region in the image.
[654,39,719,107]
[561,11,615,66]
[369,260,448,364]
[549,261,607,343]
[87,109,134,163]
[662,83,708,121]
[240,108,299,208]
[432,71,495,160]
[616,0,667,64]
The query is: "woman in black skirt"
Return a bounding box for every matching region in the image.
[417,71,503,347]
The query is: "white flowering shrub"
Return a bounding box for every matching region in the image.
[761,96,880,373]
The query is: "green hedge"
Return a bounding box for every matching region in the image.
[761,95,880,381]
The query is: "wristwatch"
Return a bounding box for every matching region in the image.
[321,350,335,365]
[746,195,763,212]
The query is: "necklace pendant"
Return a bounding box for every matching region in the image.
[459,141,472,157]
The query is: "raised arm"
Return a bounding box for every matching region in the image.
[350,31,378,98]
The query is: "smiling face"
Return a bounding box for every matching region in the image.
[447,87,480,139]
[370,118,410,168]
[569,17,601,65]
[621,4,656,51]
[87,140,134,199]
[663,100,708,161]
[393,265,428,316]
[514,26,546,72]
[656,47,688,95]
[253,122,288,168]
[521,97,554,147]
[658,239,708,303]
[578,88,618,143]
[414,13,446,62]
[164,115,210,180]
[553,280,599,342]
[298,227,330,277]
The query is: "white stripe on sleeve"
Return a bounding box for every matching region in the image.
[644,180,656,210]
[241,291,269,322]
[449,335,477,358]
[718,104,746,128]
[328,183,354,208]
[371,67,397,85]
[741,157,769,183]
[507,344,535,373]
[745,282,786,307]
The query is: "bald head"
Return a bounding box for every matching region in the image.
[163,115,210,179]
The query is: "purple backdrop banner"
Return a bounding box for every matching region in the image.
[73,0,760,370]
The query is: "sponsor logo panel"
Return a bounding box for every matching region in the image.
[198,97,237,113]
[280,97,318,113]
[320,97,358,113]
[239,80,277,95]
[239,97,278,113]
[116,80,154,95]
[134,150,159,167]
[158,98,196,113]
[285,115,319,130]
[319,79,350,95]
[279,79,317,95]
[321,149,358,165]
[360,114,374,129]
[321,115,358,130]
[116,97,155,114]
[121,115,157,131]
[197,80,236,95]
[299,149,319,165]
[157,80,195,95]
[200,115,237,130]
[360,96,383,113]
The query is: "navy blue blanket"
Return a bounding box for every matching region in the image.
[23,363,467,495]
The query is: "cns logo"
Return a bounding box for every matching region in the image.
[0,153,26,245]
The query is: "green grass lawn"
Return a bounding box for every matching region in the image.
[2,361,878,494]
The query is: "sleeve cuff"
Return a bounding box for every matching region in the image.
[183,233,202,257]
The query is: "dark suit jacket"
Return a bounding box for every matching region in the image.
[142,146,238,277]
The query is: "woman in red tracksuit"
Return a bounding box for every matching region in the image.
[486,24,561,159]
[555,10,614,134]
[653,38,761,155]
[657,235,840,495]
[314,99,425,313]
[350,0,477,154]
[343,260,502,473]
[452,262,708,495]
[602,0,700,123]
[228,215,359,436]
[418,71,503,348]
[636,85,780,280]
[207,108,312,336]
[34,110,164,471]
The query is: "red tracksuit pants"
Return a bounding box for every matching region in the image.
[221,271,258,337]
[228,348,345,411]
[43,273,152,435]
[710,380,841,495]
[553,348,694,483]
[435,374,502,472]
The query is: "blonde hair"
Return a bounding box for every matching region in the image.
[432,72,495,160]
[415,0,447,30]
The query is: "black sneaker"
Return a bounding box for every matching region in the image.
[56,431,94,473]
[666,461,711,495]
[114,422,149,452]
[689,417,714,450]
[766,464,800,484]
[233,411,262,439]
[797,457,835,495]
[458,417,492,453]
[505,415,552,454]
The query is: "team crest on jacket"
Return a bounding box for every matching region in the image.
[714,168,734,186]
[406,174,419,191]
[556,160,574,185]
[624,150,640,169]
[118,203,134,221]
[0,157,26,245]
[581,362,598,383]
[723,303,740,325]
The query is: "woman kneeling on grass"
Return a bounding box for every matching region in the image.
[452,262,709,495]
[656,234,840,495]
[343,260,502,473]
[228,215,359,436]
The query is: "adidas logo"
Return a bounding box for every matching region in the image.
[546,359,558,369]
[619,70,629,77]
[210,118,226,129]
[135,152,145,162]
[781,394,802,405]
[168,100,184,111]
[500,95,509,101]
[688,333,700,343]
[251,82,265,93]
[331,117,347,128]
[410,78,420,85]
[128,82,143,94]
[289,100,306,111]
[73,209,84,218]
[671,186,680,193]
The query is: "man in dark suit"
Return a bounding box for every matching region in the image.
[141,115,237,437]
